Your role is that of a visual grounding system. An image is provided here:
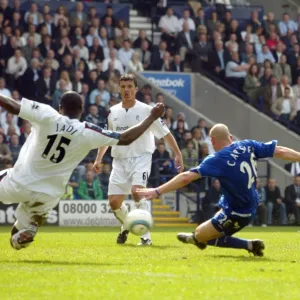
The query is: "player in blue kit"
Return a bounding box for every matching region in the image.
[137,124,300,256]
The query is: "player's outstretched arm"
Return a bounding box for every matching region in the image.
[118,103,165,145]
[137,171,200,199]
[163,133,184,172]
[93,146,109,174]
[0,94,21,115]
[274,146,300,161]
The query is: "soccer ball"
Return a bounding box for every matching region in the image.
[10,230,32,250]
[124,209,153,236]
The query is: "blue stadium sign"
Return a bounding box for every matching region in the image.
[142,73,191,105]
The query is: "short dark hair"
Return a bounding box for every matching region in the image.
[119,73,137,87]
[43,34,51,40]
[186,139,194,146]
[60,91,83,119]
[43,66,51,72]
[192,126,201,134]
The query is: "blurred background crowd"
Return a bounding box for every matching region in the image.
[0,0,300,225]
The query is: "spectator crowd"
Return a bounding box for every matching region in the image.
[141,1,300,128]
[155,2,300,126]
[0,1,212,202]
[0,0,299,225]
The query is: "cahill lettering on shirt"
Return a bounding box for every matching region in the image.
[227,145,255,167]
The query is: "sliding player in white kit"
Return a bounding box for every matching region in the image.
[0,91,165,250]
[93,74,184,246]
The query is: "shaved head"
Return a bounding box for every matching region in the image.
[209,123,233,151]
[210,124,230,140]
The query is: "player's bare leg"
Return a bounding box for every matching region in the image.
[178,221,265,256]
[177,219,222,250]
[109,194,129,244]
[132,185,152,246]
[178,210,265,256]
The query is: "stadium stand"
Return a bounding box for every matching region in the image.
[0,0,299,225]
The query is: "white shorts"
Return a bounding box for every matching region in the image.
[0,169,59,230]
[108,155,152,195]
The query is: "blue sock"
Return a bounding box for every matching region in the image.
[207,236,249,250]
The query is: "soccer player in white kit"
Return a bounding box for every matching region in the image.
[93,74,183,246]
[0,91,165,250]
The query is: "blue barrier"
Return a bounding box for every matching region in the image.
[172,5,264,21]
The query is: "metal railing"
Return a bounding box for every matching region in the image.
[200,69,300,136]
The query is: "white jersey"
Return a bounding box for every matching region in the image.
[7,98,120,198]
[108,100,170,158]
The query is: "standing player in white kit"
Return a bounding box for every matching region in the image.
[93,74,183,245]
[0,91,165,250]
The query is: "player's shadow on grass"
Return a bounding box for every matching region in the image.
[7,260,127,266]
[121,244,180,249]
[205,254,279,262]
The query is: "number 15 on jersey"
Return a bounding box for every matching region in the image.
[42,134,71,164]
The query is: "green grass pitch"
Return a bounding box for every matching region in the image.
[0,227,300,300]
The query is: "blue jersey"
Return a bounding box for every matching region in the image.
[191,140,277,215]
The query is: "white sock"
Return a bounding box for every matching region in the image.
[136,198,152,241]
[248,241,253,251]
[14,221,22,231]
[113,203,128,227]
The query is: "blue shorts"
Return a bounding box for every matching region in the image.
[211,210,254,236]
